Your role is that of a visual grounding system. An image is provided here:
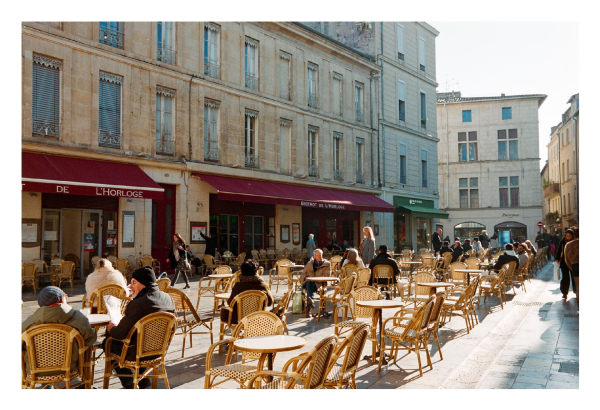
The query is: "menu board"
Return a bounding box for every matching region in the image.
[122,211,135,247]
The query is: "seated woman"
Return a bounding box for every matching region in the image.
[341,248,365,268]
[220,259,273,325]
[85,258,129,298]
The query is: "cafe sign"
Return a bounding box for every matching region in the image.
[393,196,434,208]
[301,201,346,210]
[22,181,163,200]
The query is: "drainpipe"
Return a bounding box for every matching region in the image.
[445,100,450,209]
[188,75,194,160]
[370,71,376,189]
[379,22,384,189]
[573,116,579,223]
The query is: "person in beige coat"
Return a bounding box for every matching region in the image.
[300,249,331,317]
[85,258,129,298]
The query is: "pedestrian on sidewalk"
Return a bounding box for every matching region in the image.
[306,234,317,259]
[564,228,579,302]
[167,233,190,289]
[360,226,376,265]
[555,229,575,300]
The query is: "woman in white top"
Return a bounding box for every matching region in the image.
[85,258,129,297]
[342,248,365,268]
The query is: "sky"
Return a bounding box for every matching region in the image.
[431,22,579,166]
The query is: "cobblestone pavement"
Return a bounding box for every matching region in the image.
[21,261,578,389]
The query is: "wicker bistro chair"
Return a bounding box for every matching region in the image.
[271,287,295,334]
[165,288,214,358]
[268,259,294,293]
[57,261,75,289]
[219,290,268,351]
[231,253,246,271]
[103,312,177,389]
[320,274,357,321]
[477,265,508,310]
[248,335,338,389]
[156,277,171,292]
[31,259,52,285]
[322,323,371,389]
[501,261,519,295]
[84,284,129,314]
[22,263,39,293]
[196,265,232,310]
[340,263,359,280]
[466,257,481,270]
[435,253,453,279]
[372,265,396,298]
[330,255,343,273]
[334,286,382,361]
[203,254,220,276]
[356,268,371,288]
[126,255,138,272]
[442,277,481,333]
[22,324,90,389]
[114,258,130,280]
[294,249,307,266]
[106,254,117,264]
[378,295,436,375]
[405,272,436,307]
[204,311,284,389]
[91,255,101,268]
[447,262,468,287]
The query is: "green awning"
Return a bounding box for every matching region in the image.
[396,204,449,219]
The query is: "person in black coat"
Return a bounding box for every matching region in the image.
[555,229,575,299]
[167,233,190,288]
[103,267,175,389]
[439,241,452,256]
[491,244,520,272]
[451,241,464,263]
[479,230,490,249]
[186,245,203,276]
[200,231,217,257]
[368,245,400,290]
[432,228,442,255]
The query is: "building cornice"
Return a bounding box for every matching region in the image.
[417,22,440,36]
[381,119,439,142]
[437,158,542,166]
[380,55,438,87]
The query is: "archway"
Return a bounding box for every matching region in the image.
[453,222,486,241]
[494,221,527,246]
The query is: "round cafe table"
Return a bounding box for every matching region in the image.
[356,299,405,364]
[208,273,234,279]
[87,313,111,329]
[234,335,306,382]
[306,277,340,321]
[454,269,484,285]
[281,264,305,290]
[418,282,456,295]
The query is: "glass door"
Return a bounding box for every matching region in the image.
[41,209,61,264]
[219,215,239,255]
[81,211,102,277]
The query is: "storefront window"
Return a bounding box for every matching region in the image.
[244,215,263,252]
[454,222,486,242]
[219,214,239,255]
[42,209,61,264]
[393,211,410,251]
[416,218,431,250]
[266,217,275,249]
[103,211,117,258]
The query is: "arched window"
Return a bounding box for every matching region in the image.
[454,222,486,241]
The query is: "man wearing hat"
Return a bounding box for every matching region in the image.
[368,245,400,290]
[22,286,97,377]
[103,266,175,389]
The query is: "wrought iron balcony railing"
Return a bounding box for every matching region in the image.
[204,62,220,79]
[156,139,174,155]
[355,110,363,122]
[308,164,319,177]
[356,171,365,184]
[334,169,343,181]
[157,46,176,65]
[308,93,318,108]
[245,74,258,90]
[32,120,60,137]
[204,147,220,162]
[99,27,124,49]
[245,154,259,168]
[99,129,121,148]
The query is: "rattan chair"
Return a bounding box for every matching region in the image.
[57,261,75,289]
[323,323,370,389]
[114,258,130,280]
[372,264,395,298]
[477,265,508,309]
[165,288,214,358]
[126,255,139,271]
[356,268,371,288]
[271,287,295,334]
[219,290,268,350]
[330,255,343,273]
[103,312,177,389]
[63,253,80,277]
[22,324,90,389]
[340,263,359,280]
[466,257,481,270]
[294,249,307,266]
[378,294,435,375]
[157,277,171,292]
[31,259,52,285]
[447,261,468,287]
[248,335,338,389]
[22,263,38,293]
[91,255,101,268]
[203,254,220,276]
[502,261,519,295]
[106,255,117,264]
[442,276,481,334]
[205,311,284,389]
[196,265,232,310]
[231,253,246,271]
[405,272,436,307]
[85,284,129,314]
[436,253,453,279]
[268,259,294,293]
[320,274,356,321]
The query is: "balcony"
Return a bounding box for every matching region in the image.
[156,139,174,155]
[99,27,124,49]
[204,62,220,79]
[334,169,343,181]
[245,154,259,168]
[308,164,319,177]
[157,46,176,65]
[544,183,560,198]
[356,171,365,184]
[245,74,258,90]
[32,120,60,137]
[98,129,121,148]
[308,93,318,109]
[204,147,220,162]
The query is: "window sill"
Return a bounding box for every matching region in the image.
[32,133,60,140]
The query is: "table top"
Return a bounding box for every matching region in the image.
[422,256,439,259]
[419,282,456,288]
[356,300,405,309]
[306,276,339,283]
[399,261,422,264]
[209,273,234,279]
[215,292,231,300]
[234,335,307,354]
[455,269,485,273]
[281,264,304,268]
[87,314,111,326]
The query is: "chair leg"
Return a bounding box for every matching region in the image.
[132,368,139,389]
[415,340,423,377]
[423,338,432,369]
[162,363,170,389]
[152,367,158,389]
[377,337,387,372]
[434,332,443,361]
[103,361,111,389]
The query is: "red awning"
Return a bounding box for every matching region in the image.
[22,152,164,199]
[194,173,394,213]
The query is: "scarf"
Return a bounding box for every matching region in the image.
[173,241,183,262]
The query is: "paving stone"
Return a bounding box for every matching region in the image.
[546,381,578,389]
[479,376,515,389]
[512,382,546,389]
[515,375,548,386]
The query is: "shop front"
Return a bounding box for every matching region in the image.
[393,196,448,252]
[494,221,528,246]
[301,207,360,250]
[454,222,486,241]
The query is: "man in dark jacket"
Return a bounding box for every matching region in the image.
[439,241,452,256]
[104,267,175,389]
[200,231,217,257]
[479,230,490,249]
[432,228,442,255]
[368,245,400,288]
[491,244,520,272]
[451,241,464,263]
[186,245,203,276]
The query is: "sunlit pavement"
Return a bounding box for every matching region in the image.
[21,261,578,389]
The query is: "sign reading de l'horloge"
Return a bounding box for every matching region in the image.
[22,182,162,199]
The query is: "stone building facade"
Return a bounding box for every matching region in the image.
[436,92,546,246]
[22,22,392,276]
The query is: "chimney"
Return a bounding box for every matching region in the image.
[501,93,505,98]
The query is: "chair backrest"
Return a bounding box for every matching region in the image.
[466,249,476,257]
[224,271,242,292]
[448,262,468,282]
[329,323,370,381]
[64,253,80,266]
[165,287,200,321]
[401,249,413,257]
[107,255,117,264]
[51,258,64,266]
[504,260,518,279]
[157,277,171,291]
[440,253,453,269]
[356,268,371,287]
[372,264,394,286]
[204,254,217,267]
[288,335,338,389]
[231,290,268,323]
[341,263,359,278]
[59,261,75,275]
[90,284,129,314]
[31,259,48,274]
[428,291,446,327]
[139,256,154,268]
[128,312,177,361]
[413,272,436,296]
[466,258,481,270]
[91,255,101,267]
[259,249,267,256]
[22,263,38,279]
[214,265,233,275]
[397,295,435,339]
[352,286,382,319]
[251,250,259,259]
[330,255,343,263]
[126,255,138,269]
[272,287,295,319]
[275,259,293,275]
[338,274,357,297]
[114,258,129,275]
[22,324,85,381]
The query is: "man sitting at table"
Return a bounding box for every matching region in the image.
[300,249,331,317]
[368,245,400,291]
[22,286,97,380]
[491,244,520,272]
[103,266,175,389]
[451,241,464,263]
[516,243,529,268]
[221,259,273,325]
[439,241,452,256]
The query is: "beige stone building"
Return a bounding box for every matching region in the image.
[436,92,546,245]
[22,22,394,277]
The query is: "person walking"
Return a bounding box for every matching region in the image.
[564,228,579,303]
[306,233,317,259]
[360,226,376,265]
[555,229,575,300]
[432,228,442,255]
[167,233,190,289]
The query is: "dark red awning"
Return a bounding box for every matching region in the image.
[22,152,164,199]
[194,173,394,213]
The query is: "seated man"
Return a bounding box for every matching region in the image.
[492,244,520,272]
[439,241,452,256]
[451,241,464,263]
[300,249,331,318]
[103,267,175,389]
[368,245,400,293]
[462,239,473,253]
[221,259,273,325]
[22,286,97,380]
[185,245,203,276]
[516,243,529,268]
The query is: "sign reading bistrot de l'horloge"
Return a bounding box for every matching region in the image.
[300,201,346,210]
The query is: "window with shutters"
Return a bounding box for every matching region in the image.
[279,51,292,100]
[204,23,220,79]
[99,22,124,49]
[418,37,426,72]
[502,107,512,120]
[308,126,319,177]
[98,72,122,148]
[462,110,472,122]
[458,131,478,162]
[397,80,406,121]
[244,37,259,90]
[420,91,427,128]
[245,109,258,168]
[307,62,318,108]
[279,119,292,173]
[333,132,343,181]
[156,86,175,155]
[332,72,343,116]
[421,149,428,187]
[399,143,407,184]
[396,24,405,60]
[32,55,61,137]
[157,22,176,64]
[356,138,364,183]
[204,99,220,162]
[355,82,364,122]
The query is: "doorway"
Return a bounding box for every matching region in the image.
[81,211,102,276]
[151,184,177,272]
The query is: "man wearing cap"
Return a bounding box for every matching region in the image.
[103,266,175,389]
[368,245,400,290]
[22,286,97,378]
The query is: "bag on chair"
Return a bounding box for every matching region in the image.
[292,290,305,314]
[553,262,560,281]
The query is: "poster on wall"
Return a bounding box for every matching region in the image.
[292,223,301,245]
[106,230,117,248]
[280,225,290,243]
[83,234,95,252]
[122,211,135,247]
[190,222,207,244]
[22,223,38,243]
